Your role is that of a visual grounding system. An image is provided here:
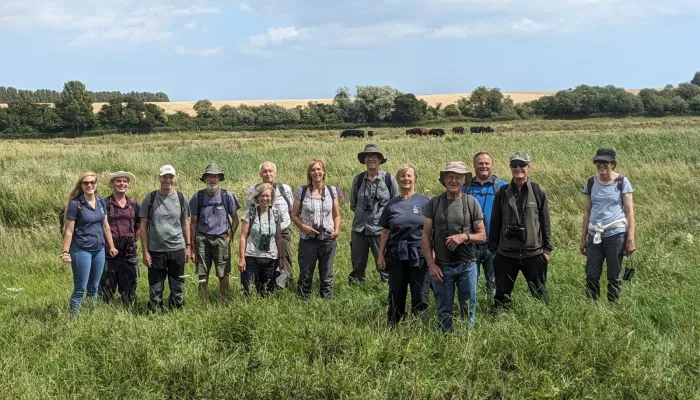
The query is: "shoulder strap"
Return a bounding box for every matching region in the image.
[586,176,595,194]
[147,191,157,220]
[616,174,625,206]
[531,182,543,210]
[353,172,367,201]
[275,183,293,210]
[384,173,394,196]
[491,175,500,192]
[300,186,309,203]
[177,191,186,219]
[221,189,232,214]
[246,205,258,238]
[328,185,335,200]
[197,189,205,219]
[461,194,469,231]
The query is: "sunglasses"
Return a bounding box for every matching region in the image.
[81,181,96,186]
[510,162,528,169]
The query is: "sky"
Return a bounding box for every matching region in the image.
[1,0,699,101]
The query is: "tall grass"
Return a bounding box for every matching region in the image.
[1,117,699,399]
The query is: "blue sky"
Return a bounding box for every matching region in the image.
[1,0,699,101]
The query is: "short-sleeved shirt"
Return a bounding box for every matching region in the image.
[106,195,140,258]
[189,189,240,236]
[294,185,338,240]
[379,194,431,260]
[66,195,107,252]
[583,175,633,238]
[423,193,484,266]
[463,177,507,239]
[247,183,293,231]
[242,205,281,259]
[350,170,398,235]
[139,191,191,252]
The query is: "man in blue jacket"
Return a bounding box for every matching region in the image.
[463,151,507,298]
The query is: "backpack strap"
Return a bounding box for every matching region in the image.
[147,190,157,221]
[177,191,186,219]
[274,183,293,210]
[300,186,309,203]
[197,189,205,220]
[383,173,394,197]
[491,175,500,192]
[530,182,543,210]
[353,172,367,203]
[616,174,625,206]
[586,176,595,194]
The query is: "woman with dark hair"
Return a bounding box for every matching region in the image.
[580,148,636,301]
[291,158,341,299]
[61,172,118,318]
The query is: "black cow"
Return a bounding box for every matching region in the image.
[340,129,365,138]
[485,126,494,133]
[470,126,482,134]
[367,130,374,137]
[405,127,422,135]
[452,126,465,134]
[429,128,446,137]
[419,128,429,136]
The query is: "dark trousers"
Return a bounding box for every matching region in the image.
[494,253,550,309]
[148,250,185,311]
[241,257,277,297]
[585,232,625,301]
[387,256,429,326]
[297,239,336,299]
[99,257,139,305]
[276,228,294,289]
[350,231,387,283]
[474,244,496,296]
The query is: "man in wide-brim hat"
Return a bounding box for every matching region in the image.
[189,163,240,300]
[421,161,486,332]
[349,143,398,284]
[99,171,141,306]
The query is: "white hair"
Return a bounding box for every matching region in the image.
[258,162,277,173]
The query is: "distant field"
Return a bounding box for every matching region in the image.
[2,90,643,116]
[0,117,699,398]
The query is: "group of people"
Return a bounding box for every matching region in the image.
[61,145,636,332]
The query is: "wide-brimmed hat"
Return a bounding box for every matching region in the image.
[509,151,532,165]
[438,161,472,186]
[593,148,616,163]
[357,143,388,164]
[200,163,225,182]
[106,171,136,188]
[158,165,176,177]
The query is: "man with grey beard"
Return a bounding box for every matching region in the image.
[190,164,240,300]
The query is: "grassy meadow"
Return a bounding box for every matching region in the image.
[1,117,699,399]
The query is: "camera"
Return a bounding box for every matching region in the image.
[363,196,381,211]
[312,224,328,240]
[505,224,526,242]
[259,234,272,251]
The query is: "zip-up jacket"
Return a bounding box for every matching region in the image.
[488,181,553,259]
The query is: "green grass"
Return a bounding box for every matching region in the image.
[1,116,700,399]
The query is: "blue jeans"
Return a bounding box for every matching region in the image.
[474,244,496,296]
[70,248,106,313]
[432,261,478,332]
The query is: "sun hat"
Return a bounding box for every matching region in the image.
[438,161,472,186]
[357,143,388,164]
[199,163,225,182]
[592,148,616,163]
[106,171,136,188]
[158,165,176,177]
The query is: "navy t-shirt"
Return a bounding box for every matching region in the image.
[66,195,107,252]
[379,193,430,260]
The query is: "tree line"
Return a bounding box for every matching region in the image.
[0,86,169,103]
[1,72,699,137]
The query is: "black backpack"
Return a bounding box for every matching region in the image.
[353,172,395,203]
[146,190,186,222]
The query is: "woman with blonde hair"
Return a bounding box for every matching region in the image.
[291,158,341,299]
[239,182,283,297]
[61,172,118,318]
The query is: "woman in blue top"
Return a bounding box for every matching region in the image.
[580,149,636,302]
[377,164,431,326]
[61,172,118,318]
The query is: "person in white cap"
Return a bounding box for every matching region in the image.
[421,161,486,332]
[139,165,192,311]
[99,171,141,306]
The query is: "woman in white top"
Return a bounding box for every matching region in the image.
[580,148,636,301]
[239,183,283,297]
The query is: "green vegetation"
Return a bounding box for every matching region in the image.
[1,117,699,398]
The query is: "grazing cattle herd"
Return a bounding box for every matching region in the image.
[341,126,494,138]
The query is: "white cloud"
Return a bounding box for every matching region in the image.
[240,0,700,54]
[239,3,253,13]
[0,0,222,47]
[175,45,222,56]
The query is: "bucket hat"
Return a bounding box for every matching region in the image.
[200,163,225,182]
[438,161,472,186]
[593,148,616,163]
[357,143,388,164]
[106,171,136,188]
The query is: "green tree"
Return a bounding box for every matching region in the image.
[218,105,239,126]
[392,93,427,124]
[691,71,700,86]
[193,100,217,120]
[55,80,97,133]
[688,95,700,114]
[333,87,358,123]
[354,85,400,123]
[676,83,700,101]
[443,104,460,117]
